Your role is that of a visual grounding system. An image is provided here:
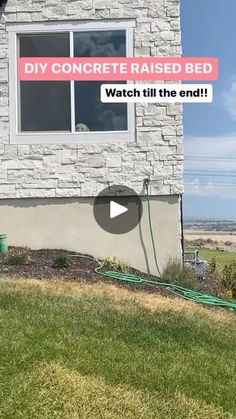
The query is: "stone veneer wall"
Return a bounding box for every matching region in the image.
[0,0,183,199]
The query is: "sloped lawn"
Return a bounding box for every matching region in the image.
[0,279,235,419]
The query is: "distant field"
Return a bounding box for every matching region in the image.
[184,228,236,268]
[186,247,236,269]
[184,229,236,245]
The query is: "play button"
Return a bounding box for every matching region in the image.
[110,201,128,219]
[93,185,143,234]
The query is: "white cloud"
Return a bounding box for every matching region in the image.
[184,134,236,198]
[185,182,235,199]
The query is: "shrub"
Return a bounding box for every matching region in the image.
[161,259,198,290]
[4,247,30,266]
[5,254,28,266]
[52,254,70,269]
[208,257,217,275]
[205,258,236,299]
[224,241,233,246]
[206,258,224,297]
[192,239,205,247]
[187,238,218,247]
[222,261,236,298]
[104,256,128,272]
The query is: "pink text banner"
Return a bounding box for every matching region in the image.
[19,57,219,81]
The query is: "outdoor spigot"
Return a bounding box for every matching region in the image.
[143,178,150,192]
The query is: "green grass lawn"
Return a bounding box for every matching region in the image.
[187,247,236,270]
[0,279,235,419]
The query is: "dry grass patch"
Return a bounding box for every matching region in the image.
[2,277,234,324]
[0,277,235,418]
[2,363,233,419]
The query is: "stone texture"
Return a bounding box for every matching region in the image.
[0,0,183,199]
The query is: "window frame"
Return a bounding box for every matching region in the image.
[7,20,136,145]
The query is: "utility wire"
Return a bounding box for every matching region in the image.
[185,182,236,187]
[185,170,236,174]
[185,155,236,159]
[184,173,236,178]
[185,156,236,161]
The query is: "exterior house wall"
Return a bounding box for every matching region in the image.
[0,195,182,274]
[0,0,183,274]
[0,0,183,199]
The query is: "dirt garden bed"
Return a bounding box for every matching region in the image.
[0,246,232,303]
[0,248,99,281]
[0,247,173,297]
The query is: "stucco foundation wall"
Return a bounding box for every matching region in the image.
[0,0,183,199]
[0,195,182,274]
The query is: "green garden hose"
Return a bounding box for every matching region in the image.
[68,182,236,312]
[96,266,236,311]
[68,255,236,312]
[144,180,161,277]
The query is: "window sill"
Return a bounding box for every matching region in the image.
[10,131,136,145]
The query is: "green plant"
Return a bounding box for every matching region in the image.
[5,254,28,266]
[104,256,128,272]
[52,254,70,269]
[3,247,30,266]
[208,257,217,275]
[222,261,236,298]
[206,258,224,297]
[161,259,198,290]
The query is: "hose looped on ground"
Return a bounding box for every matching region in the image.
[68,182,236,312]
[67,254,236,312]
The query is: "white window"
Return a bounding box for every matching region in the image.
[7,21,135,144]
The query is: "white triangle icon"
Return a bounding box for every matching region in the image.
[110,200,128,219]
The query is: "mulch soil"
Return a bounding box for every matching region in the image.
[0,247,227,310]
[0,247,172,297]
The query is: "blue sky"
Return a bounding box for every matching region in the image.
[182,0,236,219]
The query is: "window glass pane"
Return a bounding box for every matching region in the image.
[19,34,71,132]
[75,81,127,132]
[74,31,126,57]
[19,33,69,57]
[20,82,71,132]
[74,31,128,132]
